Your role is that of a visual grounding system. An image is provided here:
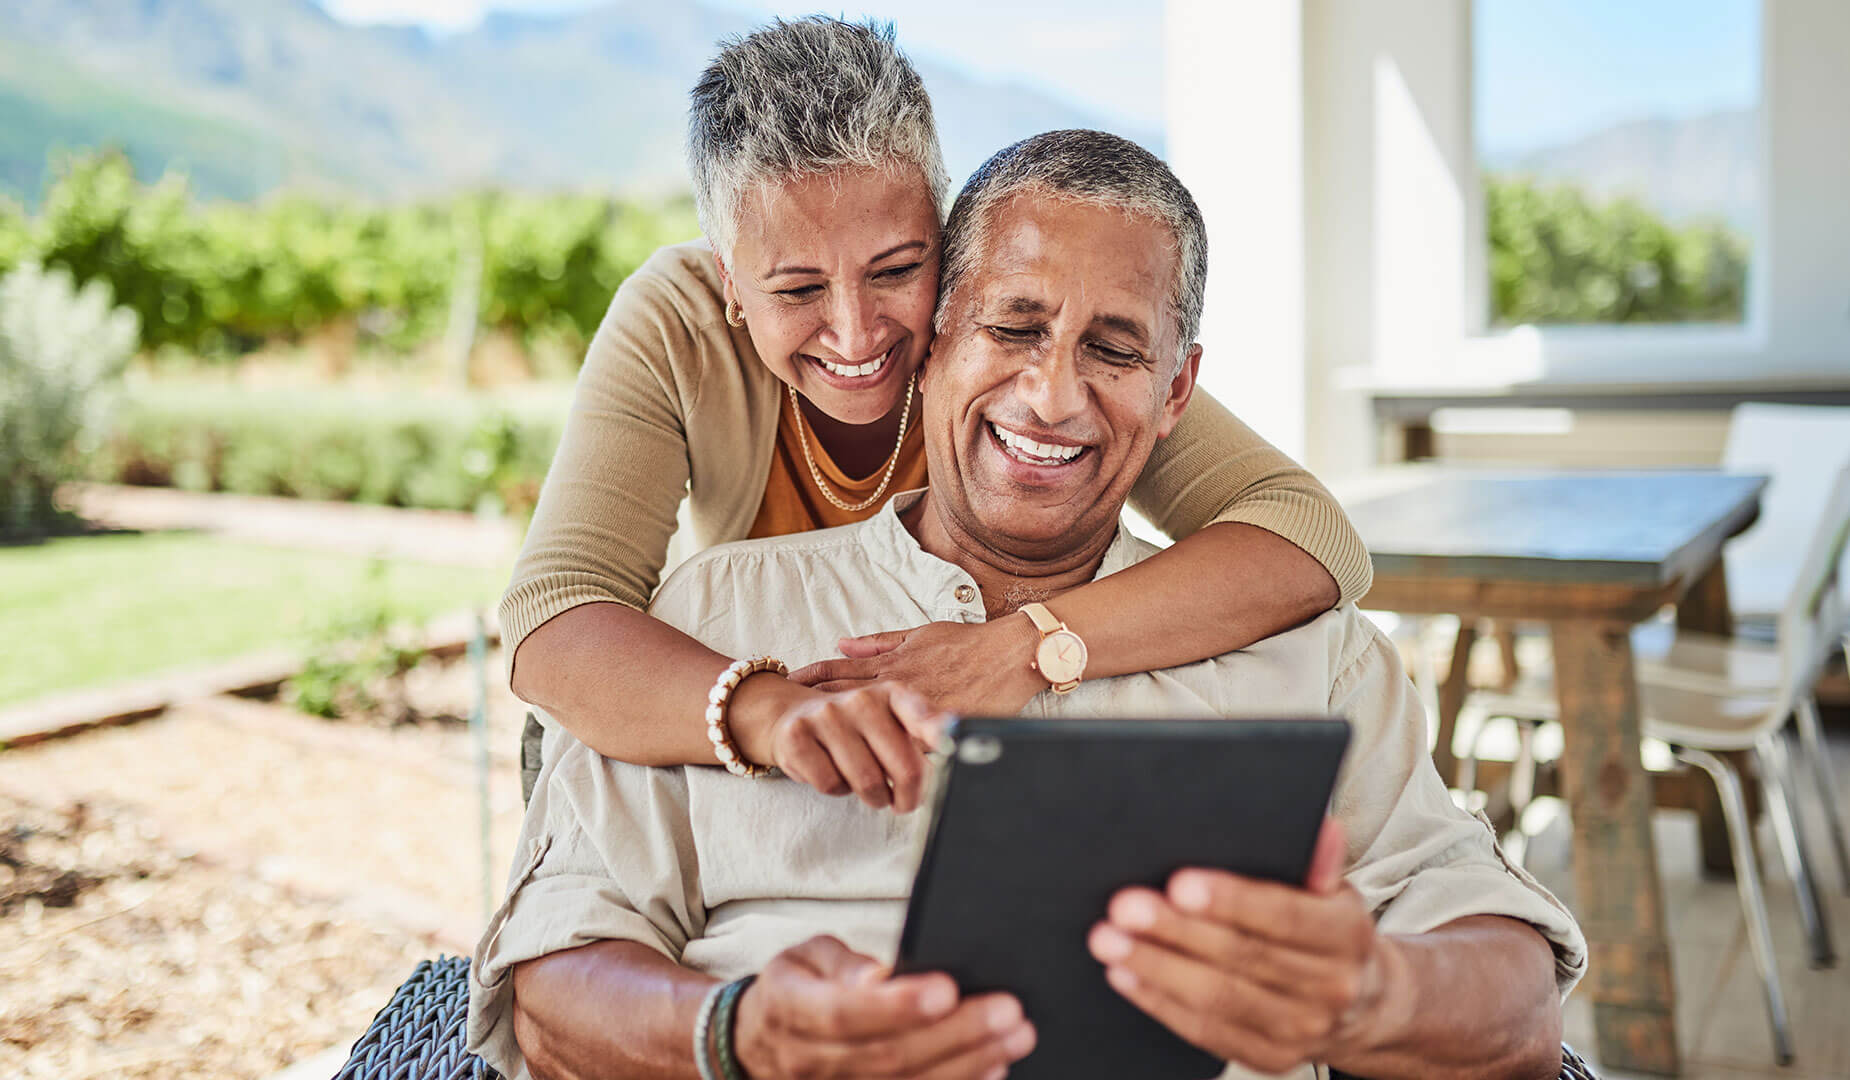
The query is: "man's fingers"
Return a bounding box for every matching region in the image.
[1088,923,1313,1041]
[805,994,1031,1079]
[837,629,913,658]
[778,971,961,1042]
[1162,867,1373,959]
[1304,816,1347,895]
[1101,888,1346,999]
[789,656,880,686]
[784,935,881,981]
[1100,963,1304,1077]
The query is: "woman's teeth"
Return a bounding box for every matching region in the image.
[815,348,891,378]
[991,423,1084,465]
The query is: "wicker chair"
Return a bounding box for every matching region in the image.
[334,713,1600,1079]
[334,955,500,1080]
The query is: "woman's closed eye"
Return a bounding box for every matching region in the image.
[774,283,824,300]
[874,261,924,282]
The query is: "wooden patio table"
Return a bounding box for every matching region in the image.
[1345,467,1767,1077]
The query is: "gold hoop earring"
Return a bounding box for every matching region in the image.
[725,298,746,328]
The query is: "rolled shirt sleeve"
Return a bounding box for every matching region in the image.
[466,739,706,1075]
[1331,625,1588,997]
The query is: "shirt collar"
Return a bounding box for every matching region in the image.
[858,488,1149,609]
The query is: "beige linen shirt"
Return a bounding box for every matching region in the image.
[469,493,1586,1080]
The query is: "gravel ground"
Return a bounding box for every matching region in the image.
[0,647,530,1079]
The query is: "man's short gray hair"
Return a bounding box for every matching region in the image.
[937,130,1208,365]
[687,17,952,260]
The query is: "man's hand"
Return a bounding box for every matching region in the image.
[789,617,1048,718]
[734,936,1037,1080]
[1087,818,1404,1077]
[729,677,950,813]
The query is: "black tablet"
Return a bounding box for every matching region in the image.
[896,715,1352,1080]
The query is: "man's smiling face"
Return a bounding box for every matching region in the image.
[920,191,1200,564]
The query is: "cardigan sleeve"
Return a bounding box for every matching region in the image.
[1128,386,1374,605]
[496,256,705,661]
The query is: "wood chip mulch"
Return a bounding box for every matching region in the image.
[0,792,432,1079]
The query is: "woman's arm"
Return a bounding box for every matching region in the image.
[513,604,944,812]
[792,389,1362,715]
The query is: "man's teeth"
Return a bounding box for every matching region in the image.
[992,423,1084,464]
[816,348,891,378]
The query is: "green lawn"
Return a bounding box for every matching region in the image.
[0,532,508,708]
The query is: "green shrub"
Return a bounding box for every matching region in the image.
[0,262,140,538]
[1486,175,1749,325]
[0,196,27,279]
[90,383,566,517]
[285,562,429,723]
[20,149,698,361]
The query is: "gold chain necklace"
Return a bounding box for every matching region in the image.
[787,371,916,513]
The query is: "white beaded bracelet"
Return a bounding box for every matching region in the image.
[706,656,786,778]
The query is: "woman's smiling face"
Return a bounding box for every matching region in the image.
[719,165,942,426]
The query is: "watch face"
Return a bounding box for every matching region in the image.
[1035,629,1088,684]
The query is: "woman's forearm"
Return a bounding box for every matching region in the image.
[512,940,716,1080]
[1052,521,1341,682]
[511,602,815,766]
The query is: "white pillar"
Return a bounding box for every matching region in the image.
[1762,0,1850,373]
[1164,0,1308,461]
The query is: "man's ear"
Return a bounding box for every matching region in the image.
[1154,343,1202,439]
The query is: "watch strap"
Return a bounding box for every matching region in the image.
[1021,601,1064,634]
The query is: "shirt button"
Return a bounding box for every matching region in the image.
[954,584,976,604]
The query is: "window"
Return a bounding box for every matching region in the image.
[1473,1,1760,327]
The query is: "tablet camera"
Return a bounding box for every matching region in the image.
[955,734,1003,765]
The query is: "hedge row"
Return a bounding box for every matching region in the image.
[88,383,569,517]
[1,150,699,358]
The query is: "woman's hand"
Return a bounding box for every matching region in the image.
[729,676,950,812]
[788,617,1049,717]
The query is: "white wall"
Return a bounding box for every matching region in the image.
[1163,0,1309,461]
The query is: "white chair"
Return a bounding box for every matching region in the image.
[1719,404,1850,625]
[1460,462,1850,1067]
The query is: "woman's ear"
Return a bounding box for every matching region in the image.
[712,253,736,307]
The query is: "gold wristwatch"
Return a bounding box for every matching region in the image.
[1021,602,1087,693]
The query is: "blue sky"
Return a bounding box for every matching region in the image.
[318,0,1759,155]
[1475,0,1759,156]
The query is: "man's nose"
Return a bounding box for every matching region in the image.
[1018,352,1087,425]
[819,284,883,362]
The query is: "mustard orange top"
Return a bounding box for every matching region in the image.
[747,394,929,539]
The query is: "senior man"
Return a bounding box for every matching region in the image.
[469,130,1586,1080]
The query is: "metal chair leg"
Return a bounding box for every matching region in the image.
[1795,695,1850,894]
[1677,747,1795,1066]
[1757,730,1837,968]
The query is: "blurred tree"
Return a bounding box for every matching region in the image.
[0,261,140,538]
[1487,175,1748,325]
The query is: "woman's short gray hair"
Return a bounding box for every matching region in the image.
[687,17,952,260]
[937,130,1208,366]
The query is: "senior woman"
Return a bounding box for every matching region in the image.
[502,17,1373,810]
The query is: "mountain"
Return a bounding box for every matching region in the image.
[1484,107,1757,230]
[0,0,1162,208]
